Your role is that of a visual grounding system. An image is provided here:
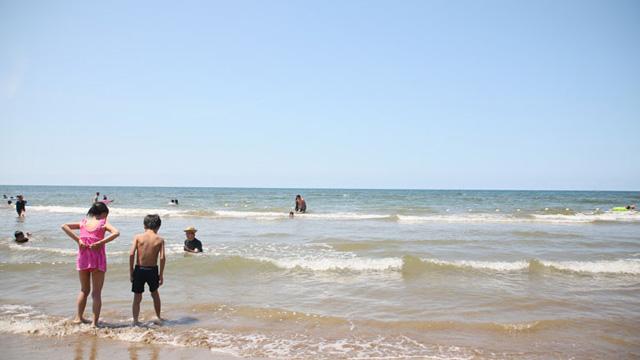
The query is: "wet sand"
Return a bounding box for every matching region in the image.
[0,333,242,360]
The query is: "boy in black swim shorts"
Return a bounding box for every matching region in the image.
[129,214,166,325]
[131,265,160,293]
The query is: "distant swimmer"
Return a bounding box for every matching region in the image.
[169,199,179,205]
[15,195,27,217]
[289,211,295,218]
[295,195,307,213]
[183,226,202,253]
[100,195,114,205]
[612,205,636,212]
[93,192,100,203]
[14,230,31,243]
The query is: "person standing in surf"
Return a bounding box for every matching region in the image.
[15,195,27,217]
[295,194,307,213]
[61,202,120,327]
[130,214,166,325]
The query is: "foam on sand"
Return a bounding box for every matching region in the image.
[0,304,475,359]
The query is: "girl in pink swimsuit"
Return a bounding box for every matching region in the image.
[62,202,120,326]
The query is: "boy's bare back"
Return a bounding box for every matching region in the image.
[133,231,165,267]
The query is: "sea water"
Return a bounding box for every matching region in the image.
[0,186,639,358]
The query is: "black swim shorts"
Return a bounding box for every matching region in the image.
[131,265,159,293]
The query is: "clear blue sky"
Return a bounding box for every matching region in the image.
[1,0,639,190]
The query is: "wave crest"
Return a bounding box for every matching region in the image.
[28,205,640,223]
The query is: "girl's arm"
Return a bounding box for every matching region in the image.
[92,222,120,248]
[61,223,84,247]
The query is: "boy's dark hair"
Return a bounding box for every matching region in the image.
[14,231,24,238]
[144,214,162,231]
[87,202,109,217]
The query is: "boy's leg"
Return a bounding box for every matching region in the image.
[75,271,91,323]
[150,291,162,320]
[91,271,105,327]
[132,293,142,325]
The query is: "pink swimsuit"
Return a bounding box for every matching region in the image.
[77,218,107,272]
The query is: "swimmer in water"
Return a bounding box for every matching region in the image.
[14,231,30,243]
[295,195,307,213]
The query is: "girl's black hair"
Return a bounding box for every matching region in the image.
[87,202,109,217]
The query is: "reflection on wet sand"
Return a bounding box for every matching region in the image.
[74,335,97,360]
[71,335,161,360]
[128,343,159,360]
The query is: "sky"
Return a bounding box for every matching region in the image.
[1,0,639,190]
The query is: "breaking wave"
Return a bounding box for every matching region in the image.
[27,205,640,223]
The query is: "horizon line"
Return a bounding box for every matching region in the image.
[0,183,637,193]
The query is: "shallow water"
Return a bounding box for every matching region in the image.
[1,186,639,358]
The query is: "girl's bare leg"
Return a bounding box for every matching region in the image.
[74,271,91,323]
[90,271,105,327]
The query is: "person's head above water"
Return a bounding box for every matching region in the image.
[144,214,162,231]
[184,226,197,239]
[87,202,109,219]
[14,231,27,243]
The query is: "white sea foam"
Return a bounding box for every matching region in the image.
[426,259,530,271]
[29,205,191,217]
[424,258,640,274]
[213,210,287,219]
[397,211,640,224]
[530,212,640,223]
[24,205,640,223]
[243,255,640,275]
[540,259,640,274]
[0,304,473,359]
[303,212,391,220]
[28,206,389,221]
[214,210,390,221]
[265,256,403,272]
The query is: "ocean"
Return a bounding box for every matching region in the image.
[1,186,639,359]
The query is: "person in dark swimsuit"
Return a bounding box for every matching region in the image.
[15,195,26,217]
[183,226,203,253]
[14,231,30,243]
[295,195,307,213]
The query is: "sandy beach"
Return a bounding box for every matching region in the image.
[0,333,241,360]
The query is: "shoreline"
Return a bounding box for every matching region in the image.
[0,332,242,360]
